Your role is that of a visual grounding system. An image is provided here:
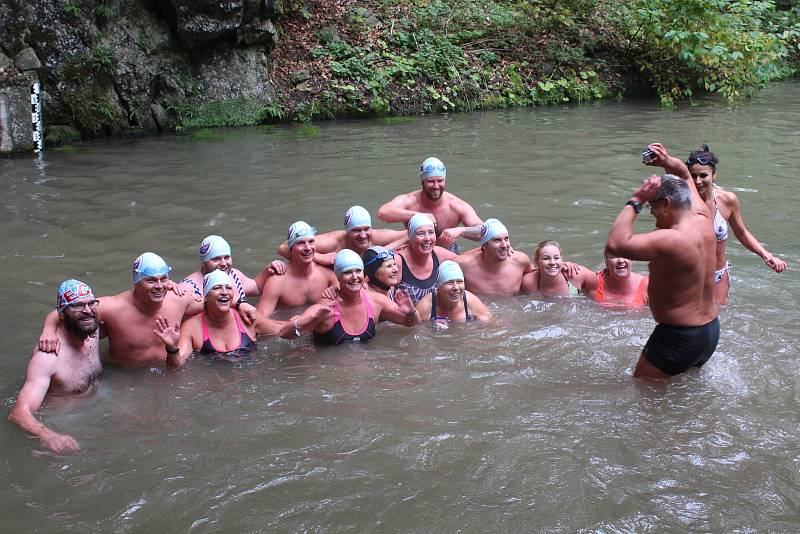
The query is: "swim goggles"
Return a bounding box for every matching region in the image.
[364,249,396,267]
[686,155,716,167]
[420,161,446,175]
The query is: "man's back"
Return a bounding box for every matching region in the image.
[648,216,718,326]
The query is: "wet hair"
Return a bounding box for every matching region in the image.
[653,174,691,210]
[534,240,563,263]
[686,143,719,169]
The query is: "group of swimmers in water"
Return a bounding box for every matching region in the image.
[8,143,787,453]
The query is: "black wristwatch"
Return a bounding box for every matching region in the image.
[235,297,246,310]
[625,200,643,214]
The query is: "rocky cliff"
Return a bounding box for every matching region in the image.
[0,0,282,150]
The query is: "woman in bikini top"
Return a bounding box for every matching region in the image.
[520,241,594,297]
[683,144,787,304]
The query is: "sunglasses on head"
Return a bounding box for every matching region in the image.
[686,155,716,167]
[365,249,395,267]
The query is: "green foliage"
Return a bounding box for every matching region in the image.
[94,0,118,21]
[189,129,229,141]
[88,46,117,77]
[179,98,284,130]
[91,99,118,121]
[608,0,800,103]
[64,0,82,17]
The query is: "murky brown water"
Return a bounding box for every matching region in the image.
[1,80,799,531]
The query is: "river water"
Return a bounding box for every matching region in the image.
[1,80,799,532]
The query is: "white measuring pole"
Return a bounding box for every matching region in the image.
[31,81,43,154]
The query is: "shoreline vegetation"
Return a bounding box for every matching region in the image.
[179,0,800,129]
[2,0,800,143]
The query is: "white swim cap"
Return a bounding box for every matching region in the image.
[132,252,171,284]
[436,260,464,288]
[200,235,231,262]
[203,269,233,296]
[407,213,435,239]
[334,249,364,277]
[479,218,509,245]
[287,221,317,249]
[420,157,446,181]
[344,206,372,232]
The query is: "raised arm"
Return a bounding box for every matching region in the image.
[724,191,787,272]
[606,176,674,261]
[377,193,418,224]
[371,228,408,249]
[37,309,60,354]
[374,289,420,326]
[153,315,195,367]
[439,223,483,246]
[8,351,80,453]
[276,242,336,266]
[647,143,708,218]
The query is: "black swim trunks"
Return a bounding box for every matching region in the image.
[642,317,720,376]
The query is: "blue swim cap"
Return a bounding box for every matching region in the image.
[56,279,95,312]
[132,252,172,284]
[479,218,509,245]
[287,221,317,249]
[408,213,435,239]
[334,249,364,277]
[344,206,372,232]
[200,235,231,262]
[436,260,464,288]
[203,269,233,296]
[420,157,446,181]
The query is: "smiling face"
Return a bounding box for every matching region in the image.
[202,255,232,275]
[689,163,716,199]
[290,237,316,264]
[339,268,365,294]
[482,234,510,261]
[439,279,465,302]
[135,275,169,303]
[374,258,400,287]
[347,225,372,251]
[605,256,632,279]
[61,301,100,341]
[535,244,563,279]
[422,177,446,201]
[205,283,234,312]
[411,225,436,255]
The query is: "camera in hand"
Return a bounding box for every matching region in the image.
[641,148,656,164]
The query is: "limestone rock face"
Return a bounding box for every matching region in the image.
[14,47,41,71]
[0,74,36,155]
[156,0,272,49]
[0,0,279,141]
